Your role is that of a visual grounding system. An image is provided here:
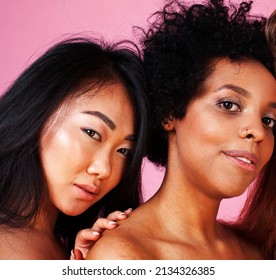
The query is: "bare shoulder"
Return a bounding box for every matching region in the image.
[0,228,68,260]
[86,225,149,260]
[0,234,44,259]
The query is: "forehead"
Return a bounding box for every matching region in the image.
[209,57,272,77]
[62,82,132,111]
[45,83,135,130]
[202,58,276,94]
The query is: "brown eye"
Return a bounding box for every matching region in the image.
[82,128,101,141]
[262,117,276,129]
[217,100,241,112]
[118,148,133,158]
[222,102,234,110]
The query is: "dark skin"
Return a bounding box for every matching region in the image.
[84,59,276,260]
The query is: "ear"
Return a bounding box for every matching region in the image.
[162,115,176,131]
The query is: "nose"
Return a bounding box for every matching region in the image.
[239,119,265,143]
[86,155,111,179]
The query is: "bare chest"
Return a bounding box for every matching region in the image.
[141,237,261,260]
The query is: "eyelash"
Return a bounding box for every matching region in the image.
[118,148,133,158]
[82,128,133,158]
[262,117,276,130]
[217,100,241,113]
[217,100,276,130]
[82,128,101,141]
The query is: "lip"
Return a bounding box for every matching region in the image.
[223,150,258,172]
[74,183,101,202]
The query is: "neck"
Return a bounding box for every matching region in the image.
[34,199,59,236]
[145,156,224,243]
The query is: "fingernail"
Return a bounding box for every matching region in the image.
[128,208,133,211]
[119,212,127,216]
[92,231,100,236]
[108,220,117,225]
[71,249,75,259]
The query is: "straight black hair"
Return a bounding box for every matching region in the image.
[0,37,148,252]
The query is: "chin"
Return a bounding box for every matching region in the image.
[223,187,248,199]
[61,208,88,216]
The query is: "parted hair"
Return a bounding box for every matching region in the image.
[0,37,148,252]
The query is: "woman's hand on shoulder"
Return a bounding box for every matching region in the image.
[71,209,132,260]
[85,223,143,260]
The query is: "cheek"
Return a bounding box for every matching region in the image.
[40,129,85,180]
[187,114,224,144]
[41,132,71,163]
[102,157,131,196]
[178,114,227,167]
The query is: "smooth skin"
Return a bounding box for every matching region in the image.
[86,58,276,260]
[71,208,132,259]
[0,83,136,259]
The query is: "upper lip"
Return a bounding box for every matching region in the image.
[74,183,101,195]
[223,150,258,166]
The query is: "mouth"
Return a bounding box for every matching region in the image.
[74,183,101,201]
[223,150,258,172]
[234,156,254,164]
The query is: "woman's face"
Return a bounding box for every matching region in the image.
[169,58,276,199]
[40,83,136,216]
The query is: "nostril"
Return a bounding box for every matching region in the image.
[246,133,255,139]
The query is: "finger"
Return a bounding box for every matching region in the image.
[90,218,117,233]
[106,208,133,221]
[77,228,101,243]
[71,249,84,260]
[113,208,132,220]
[70,249,76,260]
[106,210,127,221]
[124,208,133,215]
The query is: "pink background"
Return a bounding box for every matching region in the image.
[0,0,275,221]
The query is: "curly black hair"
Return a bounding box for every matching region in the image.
[140,0,275,166]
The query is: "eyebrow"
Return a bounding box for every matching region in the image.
[82,110,137,141]
[269,101,276,109]
[216,84,276,109]
[83,111,116,129]
[216,84,249,96]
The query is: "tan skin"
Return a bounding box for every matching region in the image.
[0,210,131,260]
[0,83,136,259]
[0,230,66,260]
[86,58,276,260]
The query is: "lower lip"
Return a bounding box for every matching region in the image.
[74,184,98,202]
[224,153,256,172]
